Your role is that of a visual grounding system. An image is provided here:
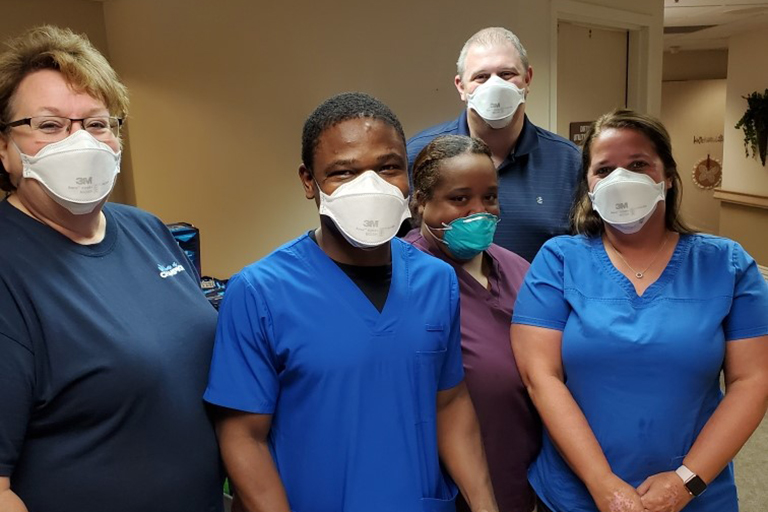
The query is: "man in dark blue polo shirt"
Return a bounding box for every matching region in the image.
[407,27,580,262]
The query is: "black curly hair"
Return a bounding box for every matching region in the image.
[410,134,493,225]
[301,92,405,170]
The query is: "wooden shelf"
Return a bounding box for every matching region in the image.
[713,188,768,210]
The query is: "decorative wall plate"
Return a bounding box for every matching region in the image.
[692,155,722,189]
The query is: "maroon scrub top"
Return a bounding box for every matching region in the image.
[404,229,541,512]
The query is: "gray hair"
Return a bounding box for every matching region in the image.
[456,27,529,78]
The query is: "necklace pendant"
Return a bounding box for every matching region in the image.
[635,272,644,279]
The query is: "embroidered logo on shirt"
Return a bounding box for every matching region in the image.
[536,196,544,204]
[157,262,185,279]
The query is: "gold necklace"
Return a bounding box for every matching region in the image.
[605,233,670,279]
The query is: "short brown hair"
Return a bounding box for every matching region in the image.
[570,109,694,237]
[0,25,129,191]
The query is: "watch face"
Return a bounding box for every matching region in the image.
[686,475,707,497]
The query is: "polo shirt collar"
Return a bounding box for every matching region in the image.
[457,109,471,136]
[458,110,540,161]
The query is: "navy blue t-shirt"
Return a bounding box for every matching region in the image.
[0,200,223,512]
[407,113,581,262]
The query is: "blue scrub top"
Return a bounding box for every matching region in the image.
[205,234,464,512]
[513,234,768,512]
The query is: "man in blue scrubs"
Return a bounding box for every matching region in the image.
[407,27,580,262]
[205,92,498,512]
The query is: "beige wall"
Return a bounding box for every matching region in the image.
[719,203,768,264]
[662,50,728,82]
[723,29,768,195]
[556,22,627,138]
[661,79,725,235]
[719,27,768,264]
[99,0,664,277]
[0,1,107,63]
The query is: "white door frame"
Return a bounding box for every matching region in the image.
[549,0,662,130]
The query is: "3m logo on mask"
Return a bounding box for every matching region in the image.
[615,202,629,210]
[490,102,501,108]
[76,177,93,185]
[363,220,379,228]
[157,262,185,279]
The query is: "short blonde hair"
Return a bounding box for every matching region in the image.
[456,27,529,79]
[0,25,129,191]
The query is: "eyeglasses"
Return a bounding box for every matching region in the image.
[1,116,123,142]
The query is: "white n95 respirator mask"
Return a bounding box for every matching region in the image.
[16,129,121,215]
[318,170,411,248]
[467,75,526,129]
[588,167,665,234]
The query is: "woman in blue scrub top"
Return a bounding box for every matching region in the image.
[511,109,768,512]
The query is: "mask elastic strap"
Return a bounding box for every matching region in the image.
[423,223,449,246]
[312,174,330,201]
[9,138,25,159]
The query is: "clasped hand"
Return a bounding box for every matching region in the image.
[592,472,692,512]
[636,471,692,512]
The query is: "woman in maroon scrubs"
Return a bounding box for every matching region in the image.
[404,134,540,512]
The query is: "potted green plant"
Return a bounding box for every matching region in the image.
[735,88,768,166]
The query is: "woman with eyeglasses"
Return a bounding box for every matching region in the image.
[0,26,222,512]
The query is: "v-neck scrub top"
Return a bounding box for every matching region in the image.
[512,234,768,512]
[204,234,464,512]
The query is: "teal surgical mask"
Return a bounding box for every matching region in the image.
[427,212,500,260]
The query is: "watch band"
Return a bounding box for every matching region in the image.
[675,464,707,497]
